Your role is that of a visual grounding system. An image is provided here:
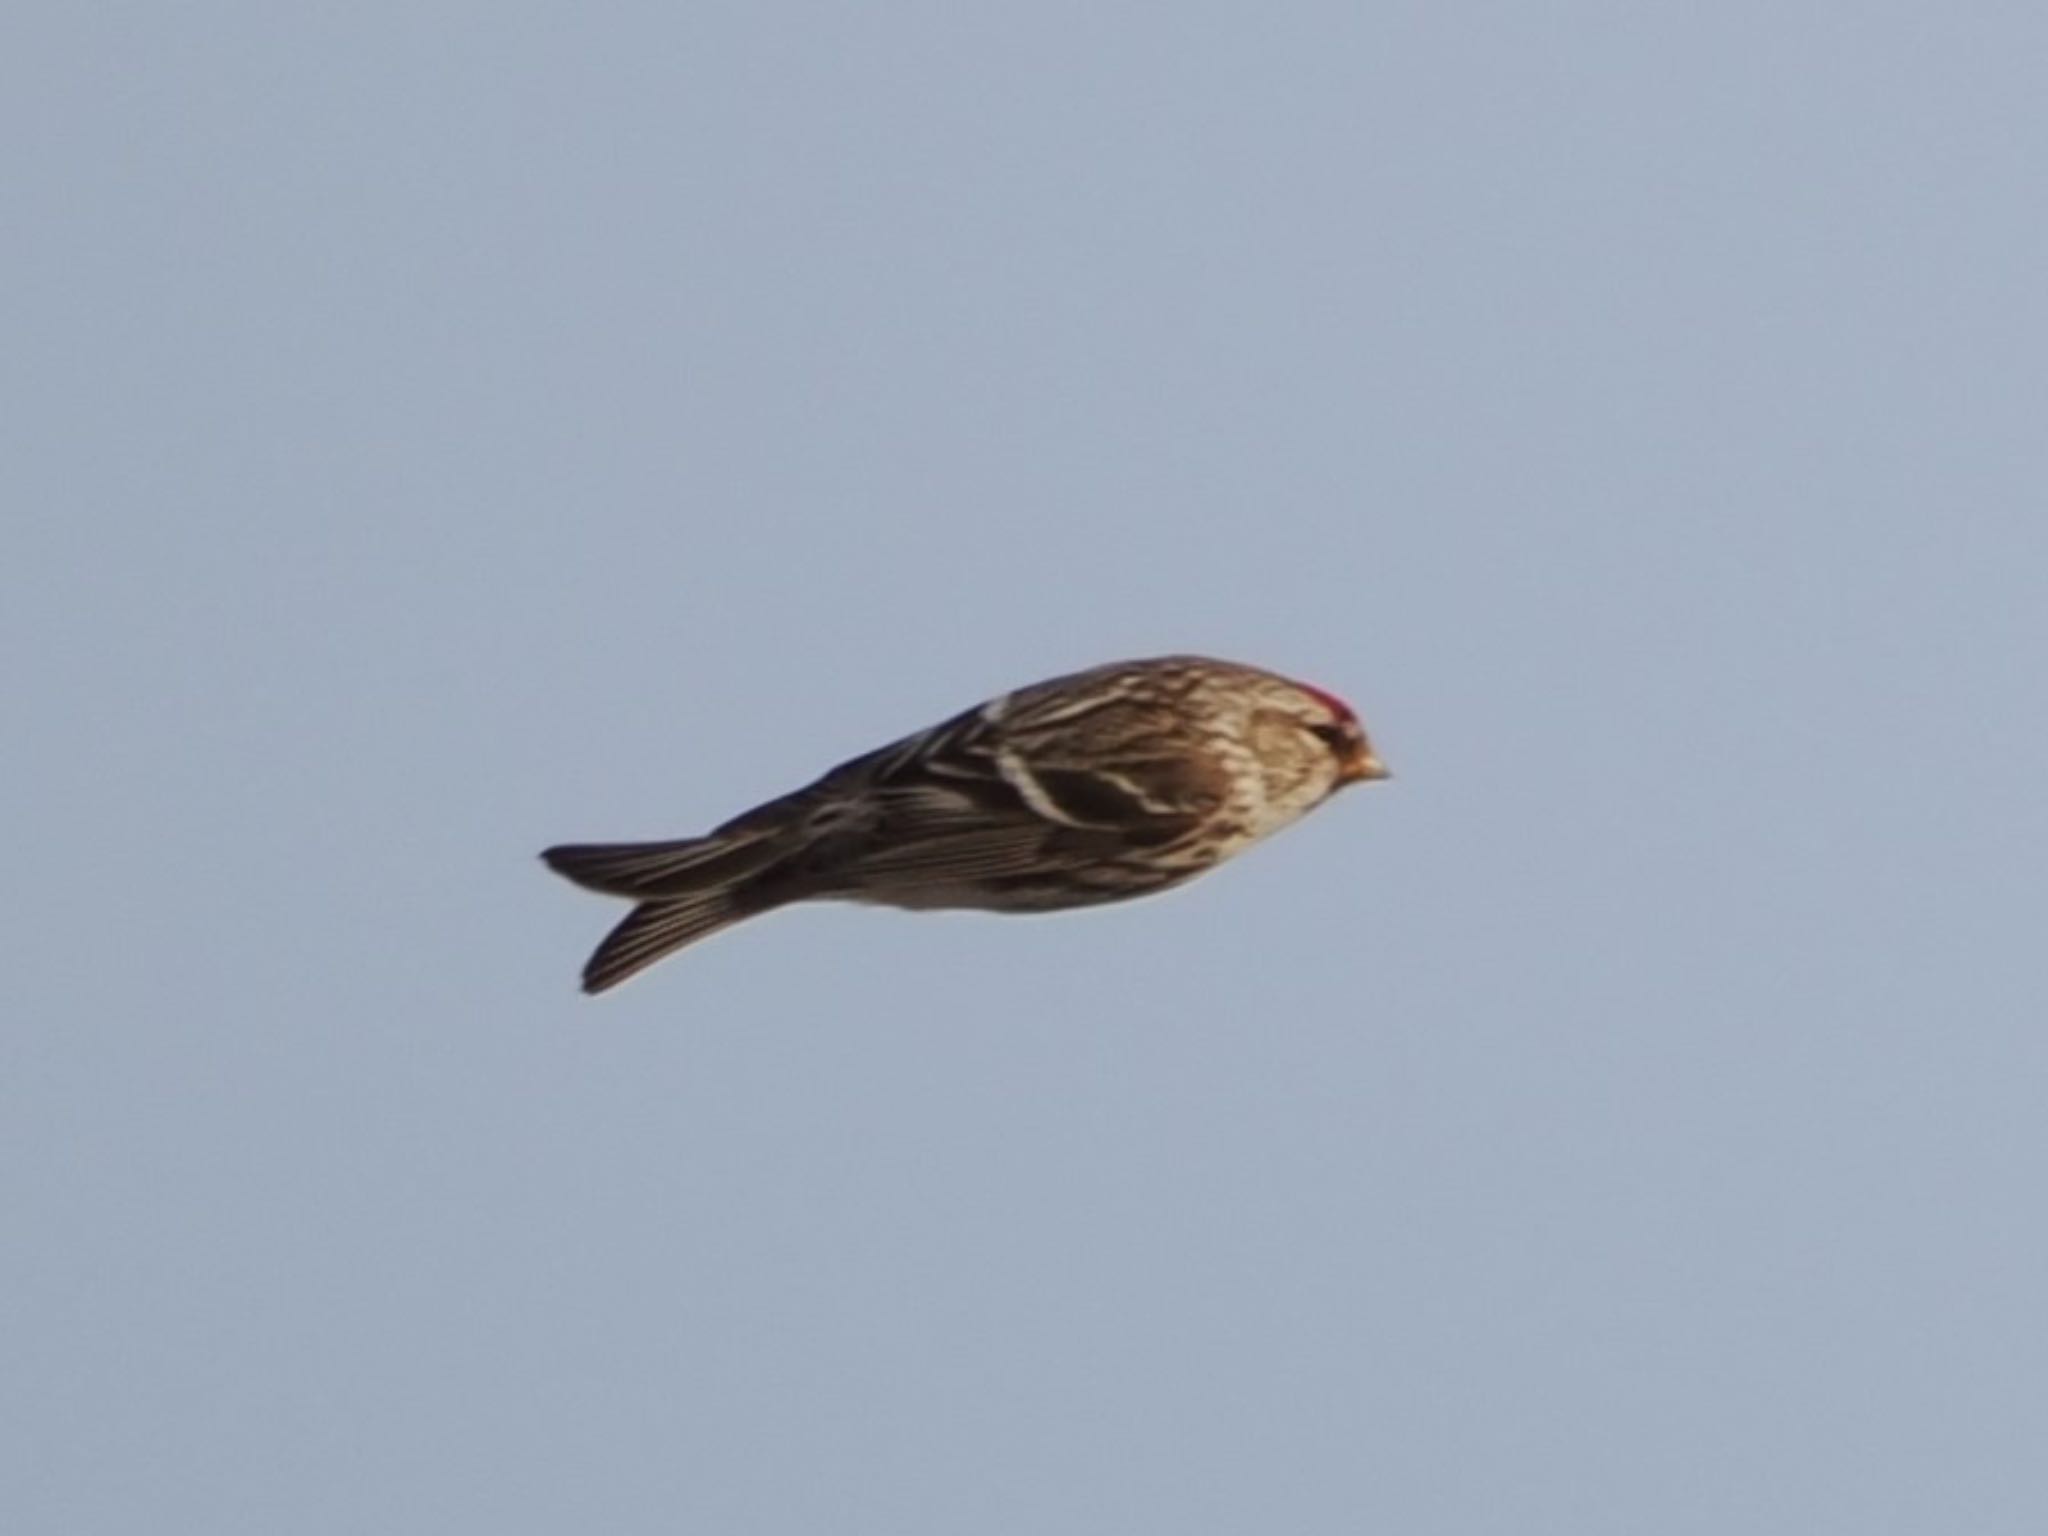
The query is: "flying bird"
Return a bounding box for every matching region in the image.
[542,655,1388,993]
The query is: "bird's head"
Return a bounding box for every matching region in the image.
[1228,670,1389,833]
[1292,682,1389,789]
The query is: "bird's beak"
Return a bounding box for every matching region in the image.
[1338,746,1391,785]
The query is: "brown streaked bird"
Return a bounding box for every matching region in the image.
[542,655,1389,993]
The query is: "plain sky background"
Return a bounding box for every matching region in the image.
[7,4,2046,1532]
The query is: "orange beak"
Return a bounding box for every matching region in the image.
[1337,742,1390,785]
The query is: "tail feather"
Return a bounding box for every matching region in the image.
[544,829,798,992]
[579,890,757,994]
[541,834,772,898]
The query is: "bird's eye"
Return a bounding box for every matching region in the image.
[1308,722,1350,750]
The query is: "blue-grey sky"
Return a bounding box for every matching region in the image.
[8,4,2047,1532]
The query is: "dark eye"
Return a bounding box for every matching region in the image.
[1309,722,1350,750]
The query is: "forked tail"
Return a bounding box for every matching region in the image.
[543,834,793,992]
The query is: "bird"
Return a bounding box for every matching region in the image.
[541,655,1388,993]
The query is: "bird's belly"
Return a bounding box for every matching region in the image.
[834,872,1189,914]
[837,883,1020,912]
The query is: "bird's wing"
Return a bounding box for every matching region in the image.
[986,698,1228,840]
[804,695,1214,810]
[735,696,1222,897]
[831,820,1093,884]
[857,700,1222,833]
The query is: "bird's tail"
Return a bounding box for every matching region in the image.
[542,834,794,993]
[573,889,755,994]
[541,835,771,898]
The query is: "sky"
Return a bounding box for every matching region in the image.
[7,3,2047,1532]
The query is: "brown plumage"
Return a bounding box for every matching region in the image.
[542,655,1388,993]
